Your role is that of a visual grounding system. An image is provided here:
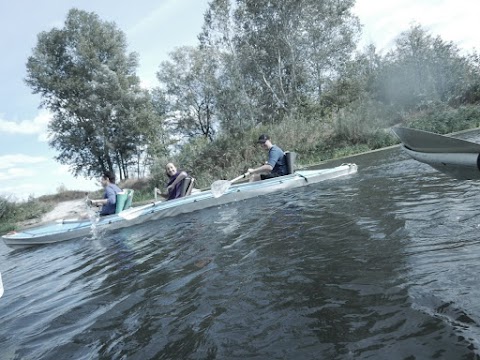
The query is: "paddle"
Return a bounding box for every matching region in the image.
[117,202,158,221]
[211,172,249,198]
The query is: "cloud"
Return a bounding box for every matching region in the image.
[0,110,52,141]
[0,154,48,170]
[0,183,44,201]
[0,159,99,201]
[354,0,480,54]
[0,167,36,181]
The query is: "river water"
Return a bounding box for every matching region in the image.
[2,134,480,359]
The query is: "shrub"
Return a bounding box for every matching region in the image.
[406,104,480,134]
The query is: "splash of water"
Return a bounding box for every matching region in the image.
[85,194,100,238]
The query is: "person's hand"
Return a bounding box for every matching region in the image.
[247,168,255,174]
[89,200,98,207]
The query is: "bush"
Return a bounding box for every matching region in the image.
[0,196,55,234]
[406,104,480,134]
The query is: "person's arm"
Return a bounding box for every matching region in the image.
[104,186,117,205]
[167,171,188,192]
[91,186,116,206]
[247,164,273,175]
[155,187,169,199]
[91,198,107,206]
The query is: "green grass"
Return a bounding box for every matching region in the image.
[0,196,55,234]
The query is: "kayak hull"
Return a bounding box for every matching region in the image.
[402,146,480,180]
[393,127,480,179]
[392,126,480,153]
[2,165,358,249]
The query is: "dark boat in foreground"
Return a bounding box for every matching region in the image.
[392,126,480,180]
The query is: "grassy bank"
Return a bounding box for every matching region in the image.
[169,104,480,189]
[0,192,88,234]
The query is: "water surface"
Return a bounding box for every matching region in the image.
[2,135,480,359]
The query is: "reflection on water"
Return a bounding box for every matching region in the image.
[2,134,480,359]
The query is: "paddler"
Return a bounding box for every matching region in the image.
[155,162,190,200]
[89,171,123,216]
[247,134,287,181]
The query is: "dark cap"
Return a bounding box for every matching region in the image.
[257,134,270,144]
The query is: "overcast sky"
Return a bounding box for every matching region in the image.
[0,0,479,201]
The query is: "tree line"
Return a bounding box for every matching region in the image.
[25,1,480,187]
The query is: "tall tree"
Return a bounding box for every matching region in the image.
[377,25,477,111]
[156,46,218,142]
[25,8,160,179]
[199,0,361,125]
[199,0,260,136]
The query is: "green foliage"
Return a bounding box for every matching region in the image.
[21,6,480,201]
[175,0,363,134]
[366,130,399,150]
[0,196,54,233]
[157,46,218,141]
[152,112,396,189]
[406,104,480,134]
[327,98,398,147]
[25,8,164,180]
[56,184,68,194]
[375,25,480,113]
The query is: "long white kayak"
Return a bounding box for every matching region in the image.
[2,164,358,249]
[392,126,480,179]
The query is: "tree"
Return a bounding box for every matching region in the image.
[377,25,477,111]
[156,46,218,142]
[25,8,161,179]
[199,0,260,136]
[321,44,383,112]
[199,0,361,125]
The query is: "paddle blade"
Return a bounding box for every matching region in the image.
[211,180,231,198]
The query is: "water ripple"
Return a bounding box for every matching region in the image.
[2,144,480,358]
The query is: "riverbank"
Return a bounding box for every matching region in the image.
[18,199,88,228]
[4,124,480,234]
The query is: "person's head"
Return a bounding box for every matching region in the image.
[257,134,272,149]
[165,163,178,177]
[101,171,115,187]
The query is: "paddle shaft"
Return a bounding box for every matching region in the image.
[229,172,249,184]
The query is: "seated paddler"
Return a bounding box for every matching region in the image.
[247,134,287,182]
[90,171,123,216]
[155,162,189,200]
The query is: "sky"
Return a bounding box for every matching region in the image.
[0,0,479,201]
